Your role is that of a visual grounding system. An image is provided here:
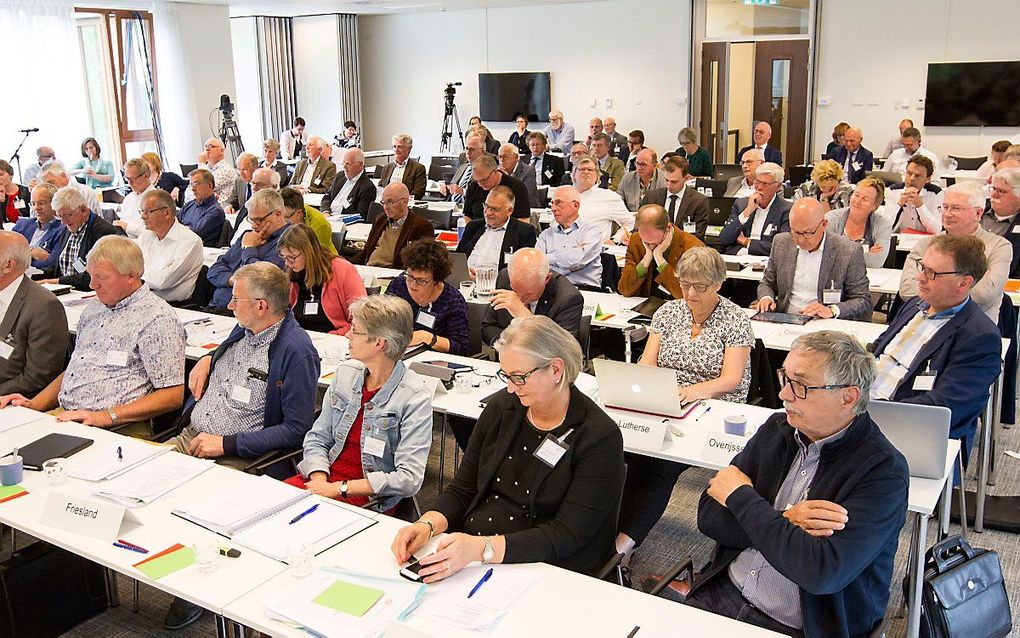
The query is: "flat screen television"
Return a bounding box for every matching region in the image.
[479,72,551,123]
[924,61,1020,127]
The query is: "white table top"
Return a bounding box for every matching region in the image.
[720,255,902,295]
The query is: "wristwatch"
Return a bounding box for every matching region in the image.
[828,304,840,318]
[106,408,119,426]
[481,536,494,564]
[340,480,349,498]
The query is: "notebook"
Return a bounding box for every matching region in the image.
[19,433,94,471]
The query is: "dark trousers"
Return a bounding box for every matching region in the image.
[448,415,475,452]
[686,575,804,637]
[618,453,690,545]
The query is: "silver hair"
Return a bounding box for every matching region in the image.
[39,160,68,181]
[494,315,583,385]
[499,143,519,158]
[236,152,259,169]
[507,248,550,280]
[992,167,1020,197]
[247,188,284,214]
[756,162,785,183]
[946,180,987,209]
[791,330,875,414]
[675,246,727,286]
[232,262,290,315]
[0,233,30,271]
[51,185,88,212]
[677,126,698,145]
[741,147,764,162]
[392,133,413,147]
[88,235,144,278]
[349,295,413,360]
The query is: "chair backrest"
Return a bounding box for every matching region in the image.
[948,155,986,171]
[180,163,198,177]
[366,201,383,225]
[782,185,796,199]
[578,314,592,367]
[181,265,212,310]
[331,227,347,255]
[415,205,453,230]
[865,170,902,187]
[882,234,899,269]
[217,219,233,248]
[713,163,742,182]
[694,178,728,197]
[466,299,488,357]
[445,251,469,288]
[788,164,814,188]
[600,252,620,293]
[428,155,459,182]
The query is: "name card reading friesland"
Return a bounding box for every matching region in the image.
[701,432,749,467]
[613,415,668,452]
[40,491,134,541]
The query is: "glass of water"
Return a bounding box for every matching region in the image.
[287,541,314,578]
[192,535,219,574]
[459,280,475,300]
[475,267,497,298]
[42,458,67,486]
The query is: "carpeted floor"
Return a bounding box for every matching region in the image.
[53,412,1020,637]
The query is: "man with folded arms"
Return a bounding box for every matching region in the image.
[0,236,185,433]
[618,148,665,212]
[378,133,427,199]
[178,169,226,247]
[321,147,376,218]
[719,162,791,256]
[618,204,704,299]
[136,189,203,303]
[39,185,123,291]
[888,155,943,234]
[536,186,603,290]
[290,136,336,195]
[642,155,711,241]
[355,182,434,269]
[13,183,63,270]
[458,185,537,277]
[0,232,68,396]
[669,330,908,637]
[876,235,1001,460]
[754,198,871,320]
[899,181,1011,321]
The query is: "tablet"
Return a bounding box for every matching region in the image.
[751,311,814,325]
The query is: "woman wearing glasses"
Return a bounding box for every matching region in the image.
[615,247,754,573]
[287,294,432,513]
[385,238,470,355]
[277,224,366,335]
[824,176,892,268]
[391,315,625,581]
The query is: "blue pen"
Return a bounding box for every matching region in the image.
[113,541,147,554]
[467,568,493,598]
[289,503,319,525]
[116,446,123,462]
[695,405,712,422]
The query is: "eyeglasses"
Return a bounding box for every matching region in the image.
[740,160,762,166]
[753,178,778,187]
[575,167,599,174]
[677,280,712,293]
[912,257,962,281]
[139,206,169,215]
[125,173,149,182]
[791,220,825,237]
[937,205,974,214]
[497,362,550,386]
[381,198,407,207]
[279,253,301,264]
[777,368,851,400]
[349,329,368,337]
[249,210,278,225]
[482,203,506,213]
[473,171,496,183]
[404,271,433,287]
[229,296,264,305]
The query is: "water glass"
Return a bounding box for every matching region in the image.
[287,541,314,578]
[459,280,475,299]
[192,535,219,574]
[475,267,497,298]
[42,458,67,486]
[454,373,473,394]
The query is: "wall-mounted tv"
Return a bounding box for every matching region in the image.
[479,72,551,123]
[924,61,1020,127]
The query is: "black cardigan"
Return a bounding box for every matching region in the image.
[432,384,625,575]
[695,411,910,637]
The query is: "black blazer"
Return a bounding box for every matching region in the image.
[508,130,531,155]
[464,173,531,220]
[738,144,783,165]
[432,384,625,576]
[527,153,564,188]
[481,270,583,347]
[455,218,537,273]
[46,213,125,290]
[320,172,377,218]
[0,184,31,220]
[829,145,875,184]
[641,186,711,242]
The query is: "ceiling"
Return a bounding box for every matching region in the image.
[224,0,598,17]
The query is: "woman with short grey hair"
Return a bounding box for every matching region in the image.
[288,293,432,513]
[675,126,714,177]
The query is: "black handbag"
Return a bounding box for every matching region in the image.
[0,541,109,637]
[917,535,1012,638]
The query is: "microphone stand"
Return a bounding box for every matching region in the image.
[9,130,35,184]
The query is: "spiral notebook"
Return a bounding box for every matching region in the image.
[171,475,377,561]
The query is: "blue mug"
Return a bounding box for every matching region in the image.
[0,455,23,486]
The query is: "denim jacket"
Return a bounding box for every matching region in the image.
[297,359,433,511]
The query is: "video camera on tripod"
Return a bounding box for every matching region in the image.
[440,82,464,152]
[217,93,244,160]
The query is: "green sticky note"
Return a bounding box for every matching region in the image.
[312,579,384,617]
[135,547,196,580]
[0,485,26,501]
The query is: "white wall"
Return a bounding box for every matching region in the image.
[358,0,692,165]
[813,0,1020,161]
[292,15,344,144]
[229,16,264,154]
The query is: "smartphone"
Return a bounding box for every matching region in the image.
[425,360,473,372]
[399,558,426,582]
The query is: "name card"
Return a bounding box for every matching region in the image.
[419,375,447,399]
[701,432,749,467]
[614,415,668,452]
[40,491,135,541]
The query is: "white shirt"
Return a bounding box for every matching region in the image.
[887,186,943,234]
[737,194,776,256]
[136,220,204,302]
[665,185,687,222]
[298,161,316,189]
[74,181,101,215]
[787,243,825,314]
[531,155,545,185]
[467,220,509,272]
[0,275,24,326]
[280,128,308,160]
[733,178,755,199]
[330,171,363,214]
[883,146,941,180]
[391,161,407,186]
[577,186,634,242]
[117,185,156,238]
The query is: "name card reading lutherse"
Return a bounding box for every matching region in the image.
[613,415,668,452]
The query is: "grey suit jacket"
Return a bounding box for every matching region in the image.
[757,232,872,321]
[509,160,539,207]
[724,175,751,197]
[0,277,69,396]
[618,170,666,211]
[641,186,711,242]
[228,177,251,212]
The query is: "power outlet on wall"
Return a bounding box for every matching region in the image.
[916,97,925,109]
[604,98,613,108]
[589,98,597,108]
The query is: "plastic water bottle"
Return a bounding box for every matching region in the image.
[457,215,467,242]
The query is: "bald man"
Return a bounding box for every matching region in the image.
[536,186,603,289]
[291,136,337,194]
[755,198,871,320]
[830,127,874,183]
[603,117,629,163]
[737,121,783,165]
[202,138,240,206]
[355,182,434,268]
[321,147,376,217]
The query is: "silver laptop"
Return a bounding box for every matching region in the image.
[868,401,951,479]
[446,251,469,287]
[593,359,686,418]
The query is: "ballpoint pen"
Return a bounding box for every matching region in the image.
[467,568,493,598]
[289,503,320,525]
[116,446,123,461]
[117,539,149,553]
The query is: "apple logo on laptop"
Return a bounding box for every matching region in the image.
[631,383,643,394]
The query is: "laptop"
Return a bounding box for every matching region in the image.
[868,401,951,479]
[708,197,736,225]
[593,359,687,418]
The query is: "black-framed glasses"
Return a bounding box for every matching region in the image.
[791,220,825,238]
[911,257,962,281]
[677,280,711,293]
[404,271,433,287]
[777,368,851,400]
[497,362,550,386]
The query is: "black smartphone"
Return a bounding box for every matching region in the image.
[399,558,426,582]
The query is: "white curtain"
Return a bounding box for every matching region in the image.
[0,1,89,183]
[151,0,199,176]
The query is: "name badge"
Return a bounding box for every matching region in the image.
[701,432,748,468]
[364,435,387,457]
[0,341,12,360]
[763,223,774,236]
[852,161,862,171]
[683,221,696,234]
[230,384,252,404]
[14,200,26,210]
[416,311,436,329]
[74,257,87,273]
[913,372,936,391]
[822,288,841,304]
[1011,227,1020,235]
[303,301,319,315]
[106,350,129,367]
[313,177,322,186]
[40,491,139,541]
[533,431,570,468]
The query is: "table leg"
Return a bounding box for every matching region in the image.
[906,512,928,638]
[975,393,993,533]
[215,614,228,638]
[938,469,951,541]
[438,414,448,493]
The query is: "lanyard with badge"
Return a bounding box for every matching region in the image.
[821,279,841,305]
[913,362,936,391]
[534,428,574,468]
[416,304,436,330]
[303,290,319,316]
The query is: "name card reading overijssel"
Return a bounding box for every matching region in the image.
[701,432,749,467]
[613,415,668,452]
[40,491,137,541]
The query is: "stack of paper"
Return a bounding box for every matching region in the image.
[408,565,539,631]
[66,437,170,481]
[266,567,425,637]
[0,406,50,433]
[93,452,214,507]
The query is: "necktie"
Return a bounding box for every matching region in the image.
[668,194,679,223]
[845,152,854,176]
[531,155,539,165]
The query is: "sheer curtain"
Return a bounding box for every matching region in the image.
[151,0,199,175]
[0,1,89,183]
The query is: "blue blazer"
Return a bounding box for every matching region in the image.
[718,195,792,256]
[738,144,782,165]
[872,297,1001,455]
[12,218,63,270]
[829,145,875,184]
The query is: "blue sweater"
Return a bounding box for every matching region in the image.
[385,274,471,355]
[178,194,226,247]
[186,312,320,460]
[696,412,909,637]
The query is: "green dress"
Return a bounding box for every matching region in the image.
[676,146,714,177]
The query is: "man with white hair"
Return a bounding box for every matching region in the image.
[543,109,575,154]
[378,133,426,199]
[39,161,100,214]
[0,232,68,397]
[719,162,791,256]
[321,147,376,217]
[899,181,1011,320]
[737,121,783,165]
[572,156,634,244]
[113,158,156,237]
[201,138,240,206]
[40,185,123,290]
[225,152,259,215]
[536,186,603,289]
[480,247,584,347]
[0,235,186,432]
[440,131,486,204]
[725,148,765,198]
[135,189,203,302]
[981,168,1020,276]
[290,136,336,194]
[497,143,538,207]
[24,146,56,186]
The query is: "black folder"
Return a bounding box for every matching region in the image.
[19,433,94,471]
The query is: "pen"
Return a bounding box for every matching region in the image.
[627,626,641,637]
[467,567,493,598]
[117,539,149,553]
[288,503,319,525]
[113,542,148,554]
[116,446,123,462]
[695,406,712,422]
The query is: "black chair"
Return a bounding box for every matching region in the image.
[713,163,742,182]
[747,338,779,409]
[782,185,796,199]
[331,227,347,255]
[788,164,814,189]
[882,234,899,269]
[465,299,488,358]
[180,163,198,177]
[172,265,213,310]
[428,155,458,182]
[365,495,423,522]
[948,155,986,171]
[600,252,621,293]
[216,218,233,248]
[109,407,182,442]
[578,315,592,370]
[694,178,728,198]
[414,205,453,230]
[366,201,383,226]
[997,293,1017,424]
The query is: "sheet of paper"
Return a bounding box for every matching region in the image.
[94,452,214,506]
[410,565,539,630]
[134,546,195,580]
[0,406,50,433]
[66,437,169,481]
[231,498,375,561]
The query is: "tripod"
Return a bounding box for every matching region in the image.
[219,113,244,162]
[9,130,35,184]
[440,91,465,154]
